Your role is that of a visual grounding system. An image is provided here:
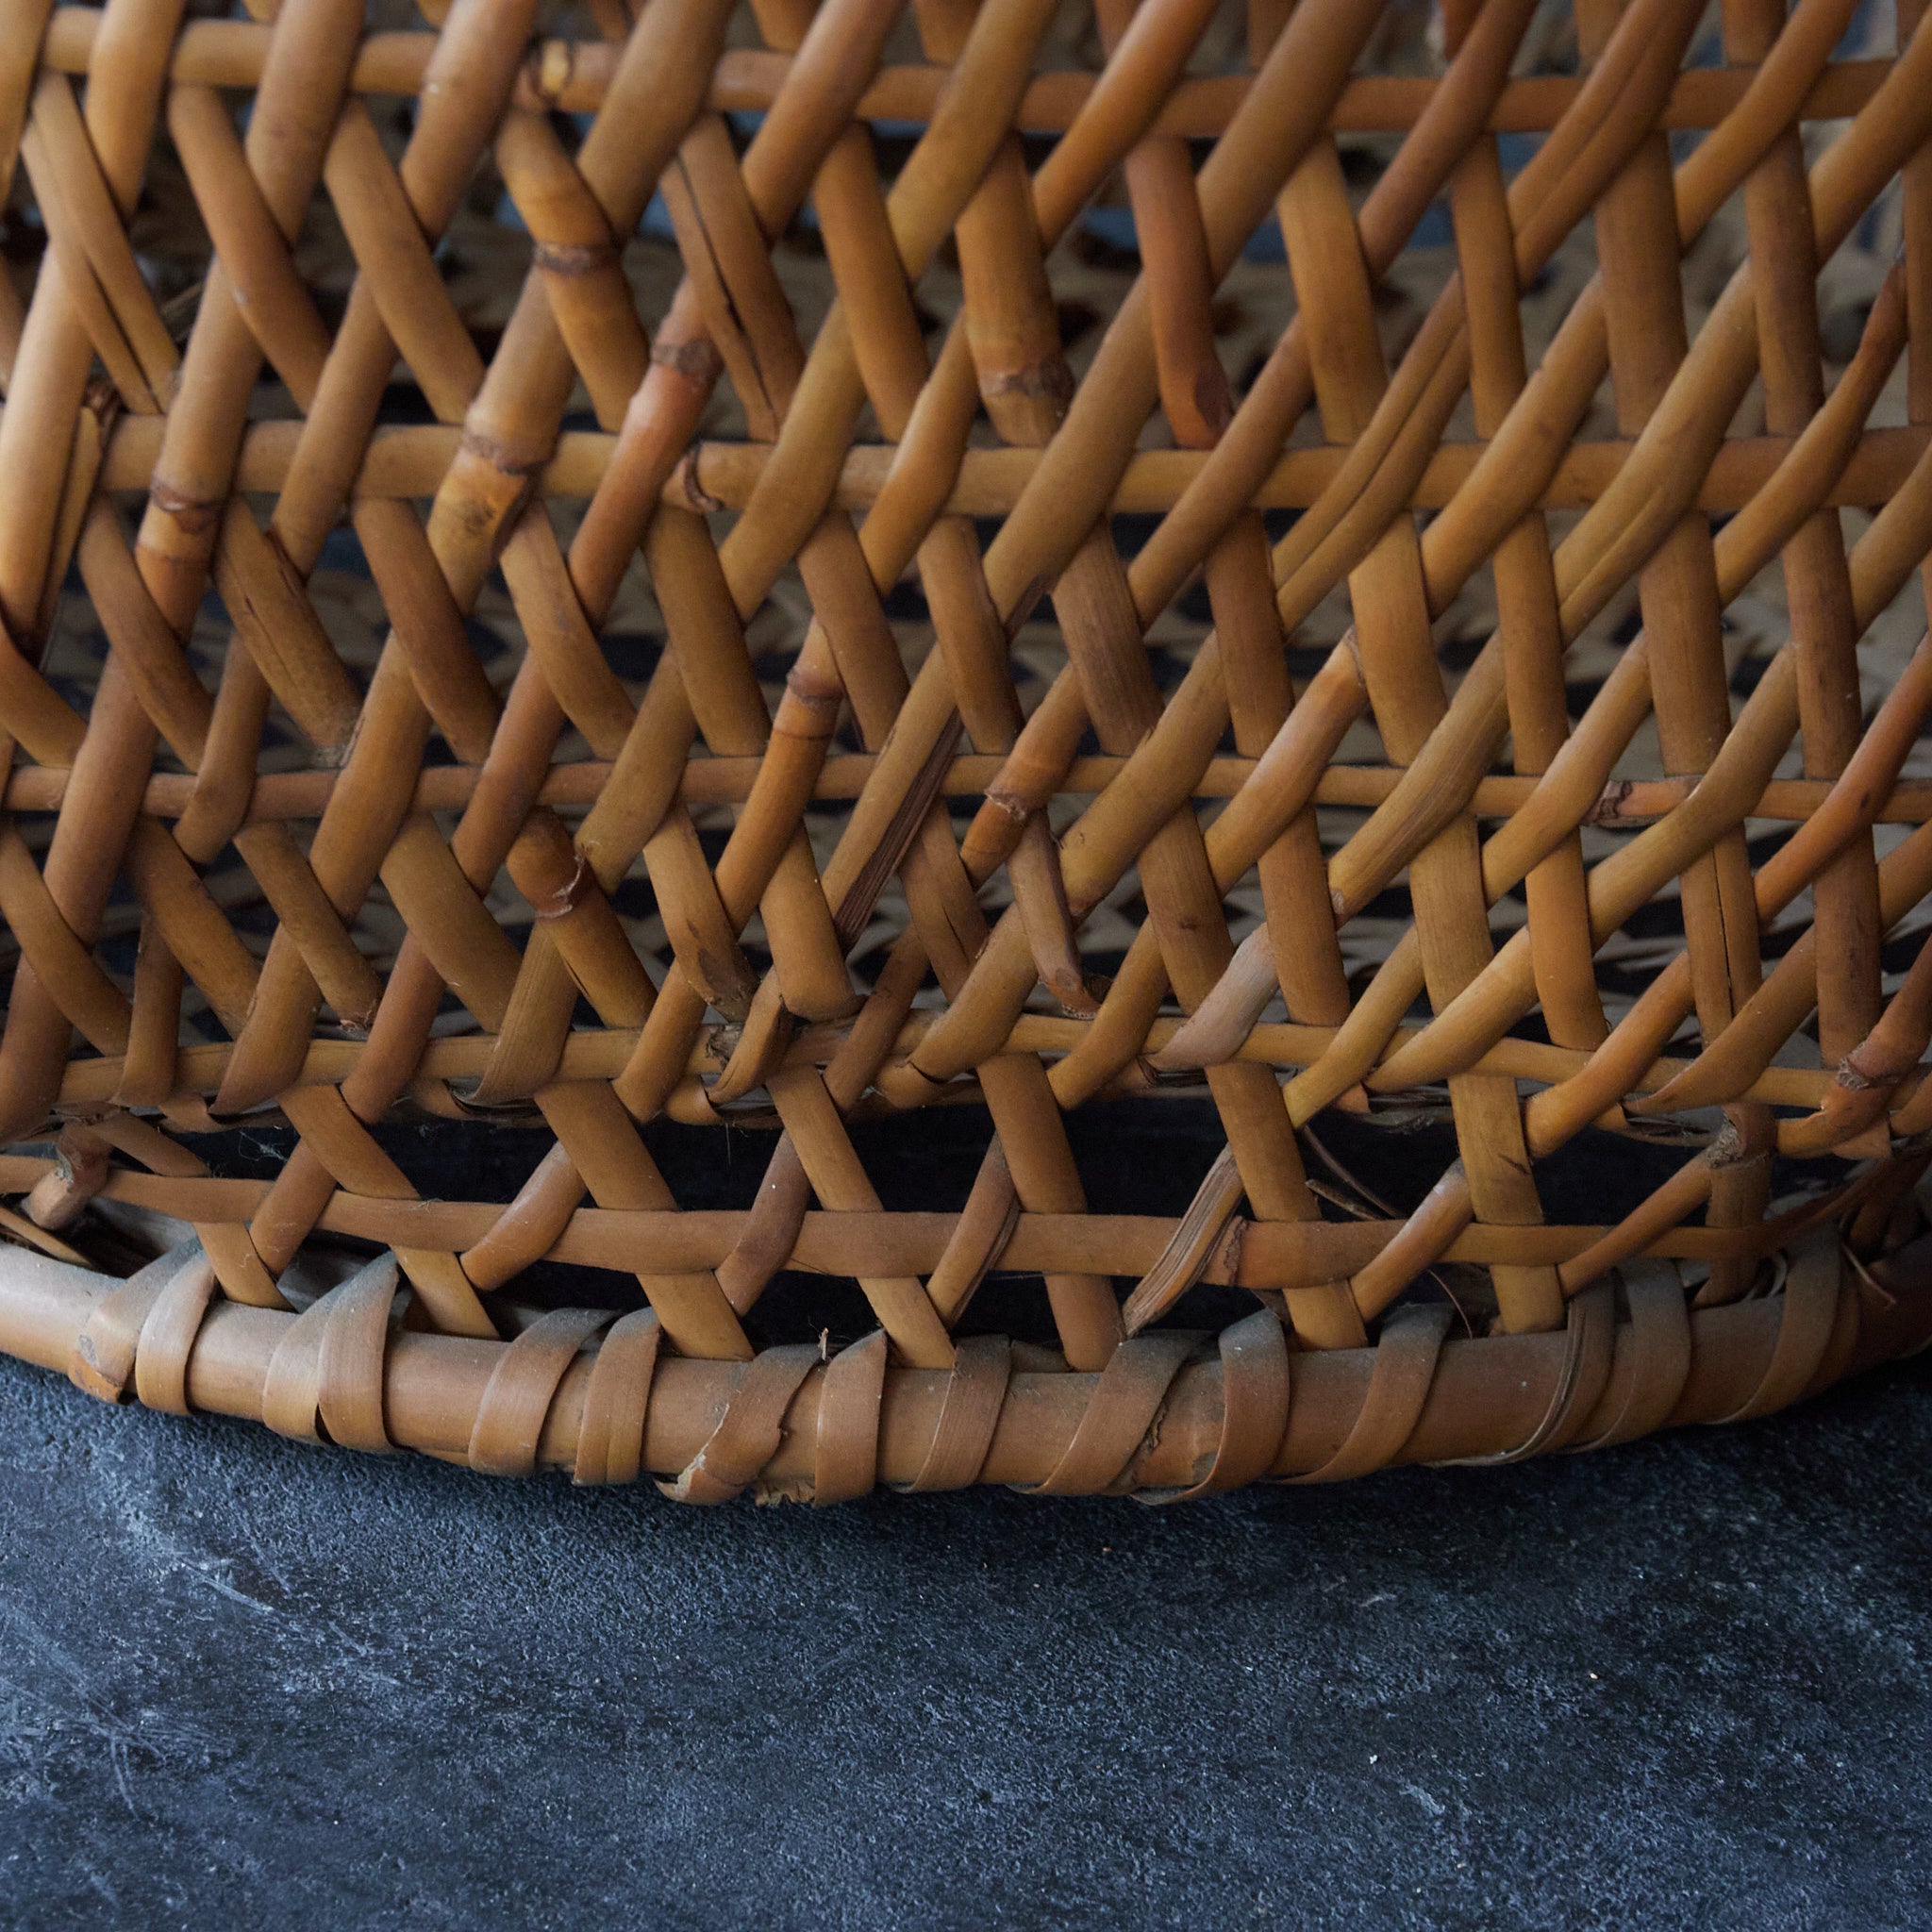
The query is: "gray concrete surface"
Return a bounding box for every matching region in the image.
[2,1337,1930,1929]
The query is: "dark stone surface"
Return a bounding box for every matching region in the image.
[3,1341,1931,1928]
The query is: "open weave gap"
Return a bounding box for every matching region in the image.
[1,0,1932,1497]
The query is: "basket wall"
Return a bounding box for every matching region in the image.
[1,0,1932,1497]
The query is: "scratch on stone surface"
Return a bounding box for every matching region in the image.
[184,1562,277,1618]
[0,1664,146,1821]
[0,1607,122,1723]
[108,1739,137,1819]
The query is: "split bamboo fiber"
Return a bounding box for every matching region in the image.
[3,0,1932,1503]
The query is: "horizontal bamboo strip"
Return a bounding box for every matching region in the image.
[0,1157,1872,1283]
[72,413,1931,517]
[38,12,1892,137]
[38,1005,1892,1119]
[8,752,1930,828]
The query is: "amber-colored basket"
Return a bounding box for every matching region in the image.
[3,0,1932,1503]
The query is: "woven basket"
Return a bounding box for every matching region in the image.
[3,0,1932,1502]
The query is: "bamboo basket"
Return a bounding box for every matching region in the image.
[3,0,1932,1503]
